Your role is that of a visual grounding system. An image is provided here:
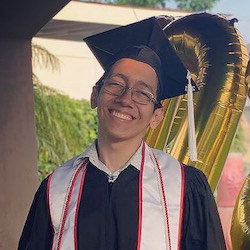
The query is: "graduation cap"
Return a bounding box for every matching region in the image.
[83,16,198,161]
[83,16,198,101]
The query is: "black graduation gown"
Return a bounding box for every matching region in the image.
[18,164,226,250]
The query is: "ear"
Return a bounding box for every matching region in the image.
[149,108,164,129]
[90,86,98,109]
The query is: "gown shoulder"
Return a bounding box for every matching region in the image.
[181,165,226,250]
[18,177,53,250]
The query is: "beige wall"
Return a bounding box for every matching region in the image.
[32,38,103,100]
[0,39,38,250]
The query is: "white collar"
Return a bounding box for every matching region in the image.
[73,140,142,179]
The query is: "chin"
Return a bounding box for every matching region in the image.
[108,130,144,143]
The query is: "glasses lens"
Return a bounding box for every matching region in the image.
[132,89,153,105]
[103,80,124,95]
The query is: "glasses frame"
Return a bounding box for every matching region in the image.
[100,79,159,106]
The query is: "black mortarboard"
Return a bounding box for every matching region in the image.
[83,16,198,101]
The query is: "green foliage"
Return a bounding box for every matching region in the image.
[32,42,97,181]
[174,0,220,11]
[113,0,165,7]
[230,125,247,154]
[34,83,98,181]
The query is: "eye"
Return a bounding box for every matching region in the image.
[134,89,152,101]
[106,80,117,87]
[103,80,125,95]
[105,80,123,88]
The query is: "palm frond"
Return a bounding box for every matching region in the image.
[32,43,61,72]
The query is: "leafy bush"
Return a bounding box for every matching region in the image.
[34,83,98,181]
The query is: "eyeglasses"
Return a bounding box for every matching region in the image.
[100,79,158,105]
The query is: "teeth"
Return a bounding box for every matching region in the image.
[112,110,132,121]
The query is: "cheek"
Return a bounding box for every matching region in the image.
[138,107,155,122]
[96,95,111,117]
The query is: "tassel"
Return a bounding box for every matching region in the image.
[186,71,197,161]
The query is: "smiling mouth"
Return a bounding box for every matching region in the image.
[111,110,133,121]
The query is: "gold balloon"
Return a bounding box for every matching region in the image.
[246,61,250,98]
[145,13,249,192]
[231,173,250,249]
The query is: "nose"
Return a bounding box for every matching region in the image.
[115,87,134,106]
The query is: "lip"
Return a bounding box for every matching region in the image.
[109,109,135,121]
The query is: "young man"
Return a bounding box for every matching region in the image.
[19,17,226,250]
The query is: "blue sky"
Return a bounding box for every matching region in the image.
[167,0,250,45]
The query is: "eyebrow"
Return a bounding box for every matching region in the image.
[109,73,155,93]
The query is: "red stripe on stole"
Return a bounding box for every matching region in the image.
[153,153,171,250]
[136,142,145,250]
[74,163,88,250]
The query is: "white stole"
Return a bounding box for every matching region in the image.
[48,144,184,250]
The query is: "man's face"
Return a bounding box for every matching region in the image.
[91,58,163,143]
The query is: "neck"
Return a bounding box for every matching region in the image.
[97,136,143,173]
